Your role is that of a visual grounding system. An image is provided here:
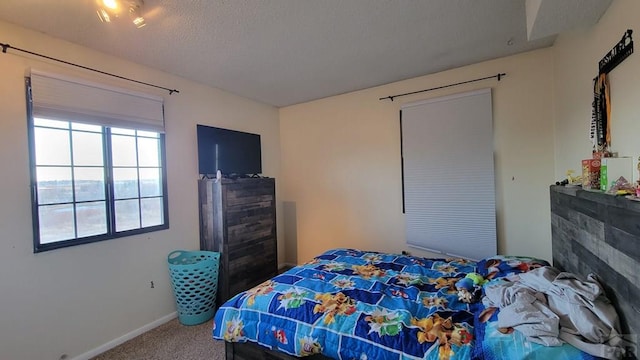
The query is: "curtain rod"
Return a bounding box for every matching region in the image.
[379,73,506,101]
[1,42,179,95]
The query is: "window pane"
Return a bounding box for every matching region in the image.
[39,204,75,243]
[76,201,107,238]
[115,199,140,232]
[139,168,162,197]
[137,137,159,167]
[74,167,106,202]
[71,123,102,132]
[73,131,104,166]
[34,127,71,166]
[34,118,69,129]
[141,197,163,227]
[36,167,73,204]
[113,168,139,199]
[111,134,137,166]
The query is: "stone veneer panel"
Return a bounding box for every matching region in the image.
[550,185,640,342]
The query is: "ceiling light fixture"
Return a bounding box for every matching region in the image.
[96,0,146,28]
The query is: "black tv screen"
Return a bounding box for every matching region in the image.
[197,125,262,176]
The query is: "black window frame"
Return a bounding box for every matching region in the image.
[26,77,169,253]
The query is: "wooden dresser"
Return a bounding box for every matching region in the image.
[198,177,278,306]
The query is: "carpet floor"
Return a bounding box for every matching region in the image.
[91,318,225,360]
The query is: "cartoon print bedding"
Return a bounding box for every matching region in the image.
[212,249,606,360]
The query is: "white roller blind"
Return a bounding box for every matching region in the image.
[401,88,496,260]
[29,69,165,132]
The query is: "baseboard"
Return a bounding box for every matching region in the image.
[71,312,177,360]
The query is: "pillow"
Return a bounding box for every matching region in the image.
[476,255,550,280]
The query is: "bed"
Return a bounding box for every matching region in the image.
[212,186,638,359]
[212,249,627,359]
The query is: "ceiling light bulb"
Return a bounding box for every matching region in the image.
[97,0,147,28]
[102,0,119,10]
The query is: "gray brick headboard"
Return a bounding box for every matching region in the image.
[550,185,639,351]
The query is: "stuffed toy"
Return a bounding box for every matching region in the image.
[455,273,486,303]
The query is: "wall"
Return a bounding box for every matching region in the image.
[280,48,555,264]
[0,21,280,360]
[5,1,635,356]
[553,0,640,182]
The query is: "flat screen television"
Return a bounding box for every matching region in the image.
[197,124,262,176]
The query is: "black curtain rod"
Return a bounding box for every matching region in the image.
[379,73,506,101]
[1,42,179,95]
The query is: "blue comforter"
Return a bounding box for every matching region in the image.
[213,248,477,359]
[212,249,604,360]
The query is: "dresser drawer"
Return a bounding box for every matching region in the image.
[225,202,274,226]
[225,181,275,207]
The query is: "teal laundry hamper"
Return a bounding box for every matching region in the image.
[167,250,220,326]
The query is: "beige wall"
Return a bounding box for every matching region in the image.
[553,0,640,182]
[0,21,280,360]
[280,48,556,264]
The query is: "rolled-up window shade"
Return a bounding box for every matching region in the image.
[29,69,165,132]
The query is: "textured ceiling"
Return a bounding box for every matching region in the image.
[0,0,611,107]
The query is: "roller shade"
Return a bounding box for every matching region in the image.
[401,88,496,260]
[29,69,165,132]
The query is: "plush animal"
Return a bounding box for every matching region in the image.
[455,273,485,303]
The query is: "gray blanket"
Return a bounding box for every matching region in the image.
[482,266,625,359]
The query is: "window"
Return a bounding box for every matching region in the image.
[401,88,495,260]
[26,70,168,252]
